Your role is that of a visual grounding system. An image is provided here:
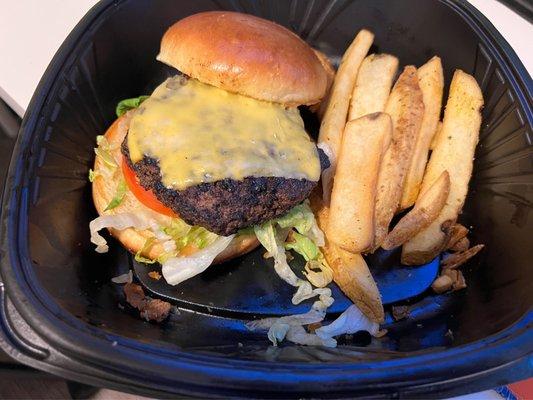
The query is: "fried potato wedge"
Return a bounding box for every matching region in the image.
[445,223,469,251]
[449,236,470,252]
[430,120,443,150]
[311,193,384,323]
[402,70,484,265]
[400,56,444,209]
[373,66,425,249]
[328,113,392,253]
[382,170,450,250]
[442,244,485,270]
[348,53,399,120]
[310,49,336,117]
[318,29,374,202]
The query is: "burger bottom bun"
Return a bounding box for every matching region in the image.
[91,112,259,263]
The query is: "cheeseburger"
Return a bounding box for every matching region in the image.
[89,11,332,286]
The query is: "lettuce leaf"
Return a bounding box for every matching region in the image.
[275,202,314,234]
[161,235,235,285]
[316,304,380,339]
[254,221,278,255]
[94,147,117,169]
[177,226,218,250]
[285,232,319,261]
[104,179,128,211]
[275,201,324,246]
[89,213,152,253]
[254,220,333,304]
[88,168,99,182]
[116,95,149,117]
[134,237,157,264]
[304,259,333,288]
[162,219,191,240]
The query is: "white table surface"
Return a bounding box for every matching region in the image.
[0,0,531,117]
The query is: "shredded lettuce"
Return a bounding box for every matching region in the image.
[245,202,381,347]
[162,219,191,239]
[116,95,149,117]
[304,259,333,288]
[285,232,319,261]
[276,202,313,234]
[276,201,324,246]
[177,226,218,250]
[246,297,334,346]
[161,220,217,251]
[134,237,157,264]
[161,235,235,285]
[88,168,99,182]
[316,304,380,340]
[94,147,117,168]
[248,302,379,347]
[111,270,133,284]
[254,222,298,287]
[254,207,333,302]
[90,213,152,253]
[105,179,128,211]
[93,135,119,170]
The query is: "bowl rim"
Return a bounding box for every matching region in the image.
[1,0,531,397]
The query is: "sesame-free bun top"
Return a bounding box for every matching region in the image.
[157,11,328,106]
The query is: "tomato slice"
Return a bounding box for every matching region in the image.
[121,158,178,217]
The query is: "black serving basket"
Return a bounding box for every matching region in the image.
[0,0,531,398]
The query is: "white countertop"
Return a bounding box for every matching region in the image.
[0,0,531,117]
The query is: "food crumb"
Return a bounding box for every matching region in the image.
[392,305,410,321]
[445,329,454,341]
[123,283,171,322]
[452,270,467,291]
[148,271,162,280]
[432,275,453,294]
[308,322,322,333]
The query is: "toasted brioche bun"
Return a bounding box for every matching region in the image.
[157,11,327,106]
[92,113,259,263]
[309,49,335,115]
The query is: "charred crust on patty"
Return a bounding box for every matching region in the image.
[121,137,329,236]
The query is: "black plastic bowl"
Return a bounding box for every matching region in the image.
[0,0,532,398]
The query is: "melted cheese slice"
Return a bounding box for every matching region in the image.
[127,76,321,190]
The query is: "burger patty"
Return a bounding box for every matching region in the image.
[121,138,329,236]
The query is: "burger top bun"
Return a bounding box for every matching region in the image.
[157,11,328,106]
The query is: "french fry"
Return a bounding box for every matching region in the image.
[382,170,450,250]
[328,113,392,253]
[373,66,425,249]
[348,53,399,120]
[310,49,336,116]
[400,56,444,209]
[445,223,469,250]
[325,245,384,323]
[318,29,374,203]
[450,236,470,252]
[402,70,484,265]
[441,244,485,270]
[430,121,443,150]
[310,193,384,323]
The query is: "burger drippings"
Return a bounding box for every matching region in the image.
[127,76,321,190]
